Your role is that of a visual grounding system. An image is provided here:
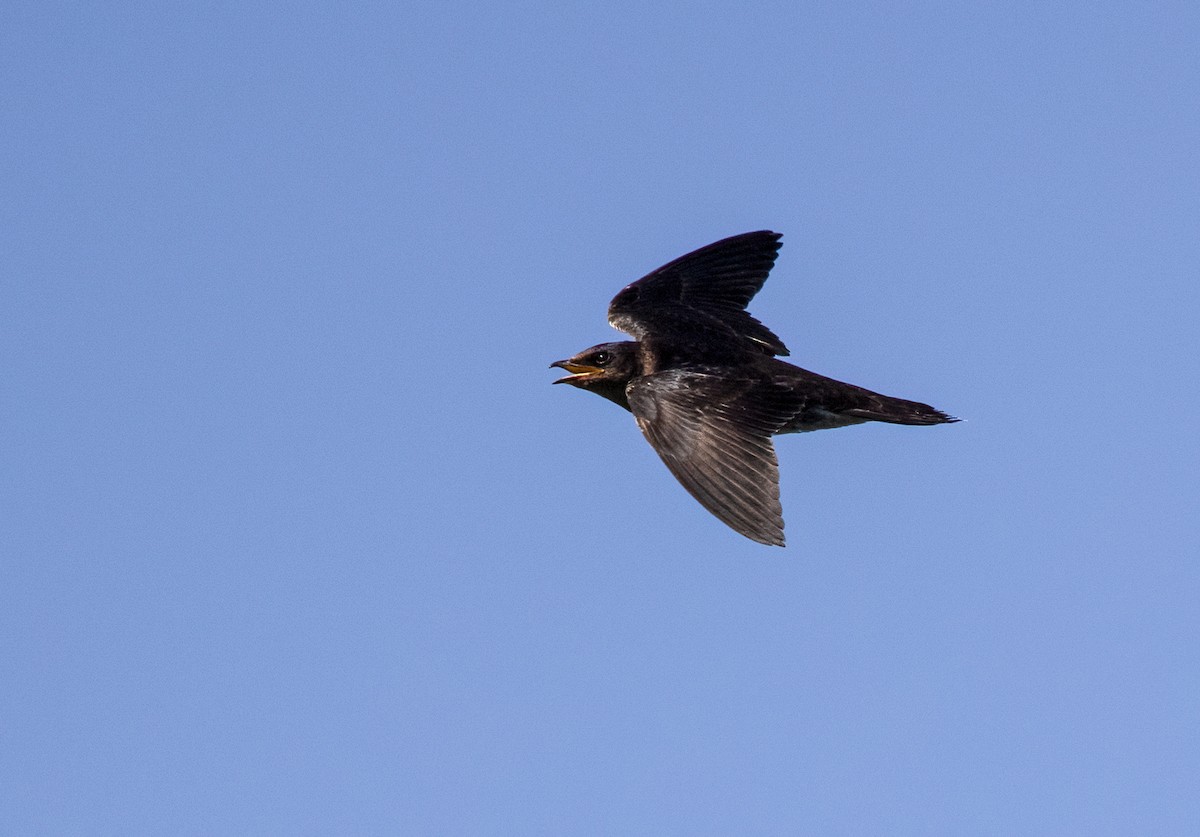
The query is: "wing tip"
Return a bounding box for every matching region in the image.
[751,530,787,547]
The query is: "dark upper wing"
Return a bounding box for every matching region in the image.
[608,231,789,357]
[626,368,802,546]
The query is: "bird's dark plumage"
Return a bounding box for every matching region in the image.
[551,231,958,546]
[608,231,788,357]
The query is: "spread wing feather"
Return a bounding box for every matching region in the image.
[608,231,789,356]
[626,369,802,546]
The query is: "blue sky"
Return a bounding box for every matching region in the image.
[4,2,1199,833]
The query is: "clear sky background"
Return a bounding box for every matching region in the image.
[4,2,1199,834]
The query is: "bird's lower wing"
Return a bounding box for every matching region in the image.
[627,370,794,546]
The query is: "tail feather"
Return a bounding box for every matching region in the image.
[843,394,960,426]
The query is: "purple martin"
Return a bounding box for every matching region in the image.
[551,231,958,546]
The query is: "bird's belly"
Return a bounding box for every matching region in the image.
[778,409,868,434]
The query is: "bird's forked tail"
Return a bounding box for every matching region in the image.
[842,393,960,426]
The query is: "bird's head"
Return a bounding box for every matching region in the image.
[550,341,640,410]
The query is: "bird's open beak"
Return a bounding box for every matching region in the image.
[550,359,603,385]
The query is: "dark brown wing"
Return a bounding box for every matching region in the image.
[608,231,789,357]
[626,368,802,546]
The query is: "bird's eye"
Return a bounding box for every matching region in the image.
[593,351,610,366]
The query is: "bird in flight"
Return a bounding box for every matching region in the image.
[551,231,958,546]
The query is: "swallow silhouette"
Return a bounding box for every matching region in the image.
[552,231,958,546]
